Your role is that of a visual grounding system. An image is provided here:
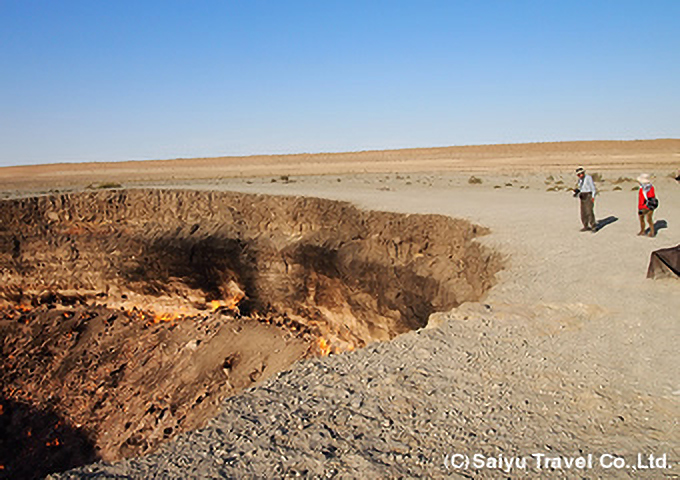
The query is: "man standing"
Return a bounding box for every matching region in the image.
[574,167,597,231]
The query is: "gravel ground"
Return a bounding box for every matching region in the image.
[53,302,678,479]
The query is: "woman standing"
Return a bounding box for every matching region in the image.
[637,173,657,237]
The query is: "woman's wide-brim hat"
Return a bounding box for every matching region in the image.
[637,173,651,184]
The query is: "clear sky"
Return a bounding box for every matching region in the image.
[1,1,679,167]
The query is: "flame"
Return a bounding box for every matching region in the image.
[153,312,180,323]
[210,300,221,311]
[317,337,331,356]
[46,438,60,447]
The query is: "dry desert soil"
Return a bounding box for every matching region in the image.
[0,140,678,479]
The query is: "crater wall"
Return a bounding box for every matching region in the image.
[0,189,501,475]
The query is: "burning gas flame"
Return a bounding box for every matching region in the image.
[317,337,331,356]
[46,438,60,447]
[153,312,180,323]
[209,298,241,313]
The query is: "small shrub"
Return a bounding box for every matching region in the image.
[612,177,634,184]
[87,182,123,190]
[468,176,482,184]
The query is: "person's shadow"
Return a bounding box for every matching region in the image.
[654,219,668,232]
[594,216,618,232]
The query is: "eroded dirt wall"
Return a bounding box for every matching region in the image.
[0,189,500,346]
[0,189,501,477]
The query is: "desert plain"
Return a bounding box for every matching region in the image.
[0,139,679,479]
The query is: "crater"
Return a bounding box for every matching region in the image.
[0,189,501,478]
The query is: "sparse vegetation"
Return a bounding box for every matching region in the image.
[612,177,634,184]
[86,182,123,190]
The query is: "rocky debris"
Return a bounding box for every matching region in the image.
[54,304,678,479]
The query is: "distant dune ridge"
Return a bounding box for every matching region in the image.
[1,139,679,190]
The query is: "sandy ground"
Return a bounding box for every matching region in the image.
[1,140,679,477]
[1,139,679,195]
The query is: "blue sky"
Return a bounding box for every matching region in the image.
[1,1,679,167]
